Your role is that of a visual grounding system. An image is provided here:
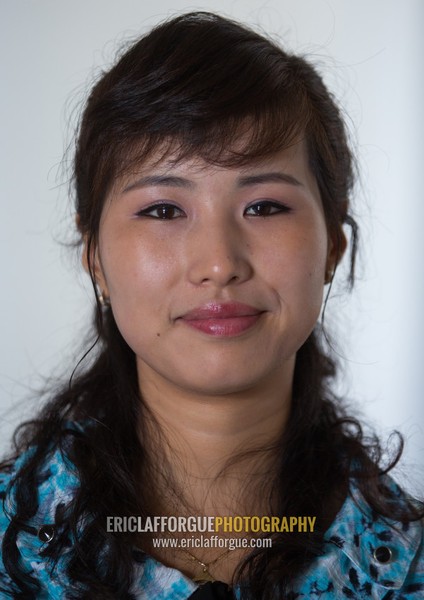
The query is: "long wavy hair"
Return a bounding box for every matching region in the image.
[1,12,421,599]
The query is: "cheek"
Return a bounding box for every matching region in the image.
[98,235,181,351]
[102,246,174,354]
[100,232,175,296]
[257,222,328,296]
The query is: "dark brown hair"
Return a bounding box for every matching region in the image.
[76,12,355,289]
[1,12,417,599]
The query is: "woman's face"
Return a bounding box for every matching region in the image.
[93,140,335,397]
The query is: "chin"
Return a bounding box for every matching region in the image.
[179,370,268,398]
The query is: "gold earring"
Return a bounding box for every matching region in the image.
[96,284,110,307]
[99,292,111,307]
[325,267,334,284]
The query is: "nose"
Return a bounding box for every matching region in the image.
[186,218,253,288]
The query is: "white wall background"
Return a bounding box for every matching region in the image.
[1,0,423,494]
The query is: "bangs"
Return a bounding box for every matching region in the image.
[113,92,313,181]
[80,11,315,189]
[76,11,354,258]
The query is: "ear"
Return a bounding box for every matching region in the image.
[325,227,347,283]
[80,231,110,299]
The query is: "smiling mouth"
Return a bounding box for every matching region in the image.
[178,303,264,337]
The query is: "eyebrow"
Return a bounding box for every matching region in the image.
[237,172,303,187]
[123,175,195,192]
[123,171,302,193]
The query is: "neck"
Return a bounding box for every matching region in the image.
[137,361,293,516]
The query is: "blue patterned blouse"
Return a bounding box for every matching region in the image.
[0,442,423,599]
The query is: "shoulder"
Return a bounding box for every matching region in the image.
[0,434,196,599]
[0,430,81,597]
[295,476,424,599]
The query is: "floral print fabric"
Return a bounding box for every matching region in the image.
[0,443,423,599]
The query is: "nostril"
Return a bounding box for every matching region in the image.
[187,242,253,287]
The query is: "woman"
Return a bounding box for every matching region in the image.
[0,11,422,599]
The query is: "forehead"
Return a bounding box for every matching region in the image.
[117,138,313,188]
[103,140,325,223]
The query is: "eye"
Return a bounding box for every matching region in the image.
[135,203,185,220]
[244,200,291,217]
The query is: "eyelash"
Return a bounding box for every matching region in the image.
[244,200,292,217]
[134,203,184,220]
[134,200,291,220]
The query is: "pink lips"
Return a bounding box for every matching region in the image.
[179,302,263,337]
